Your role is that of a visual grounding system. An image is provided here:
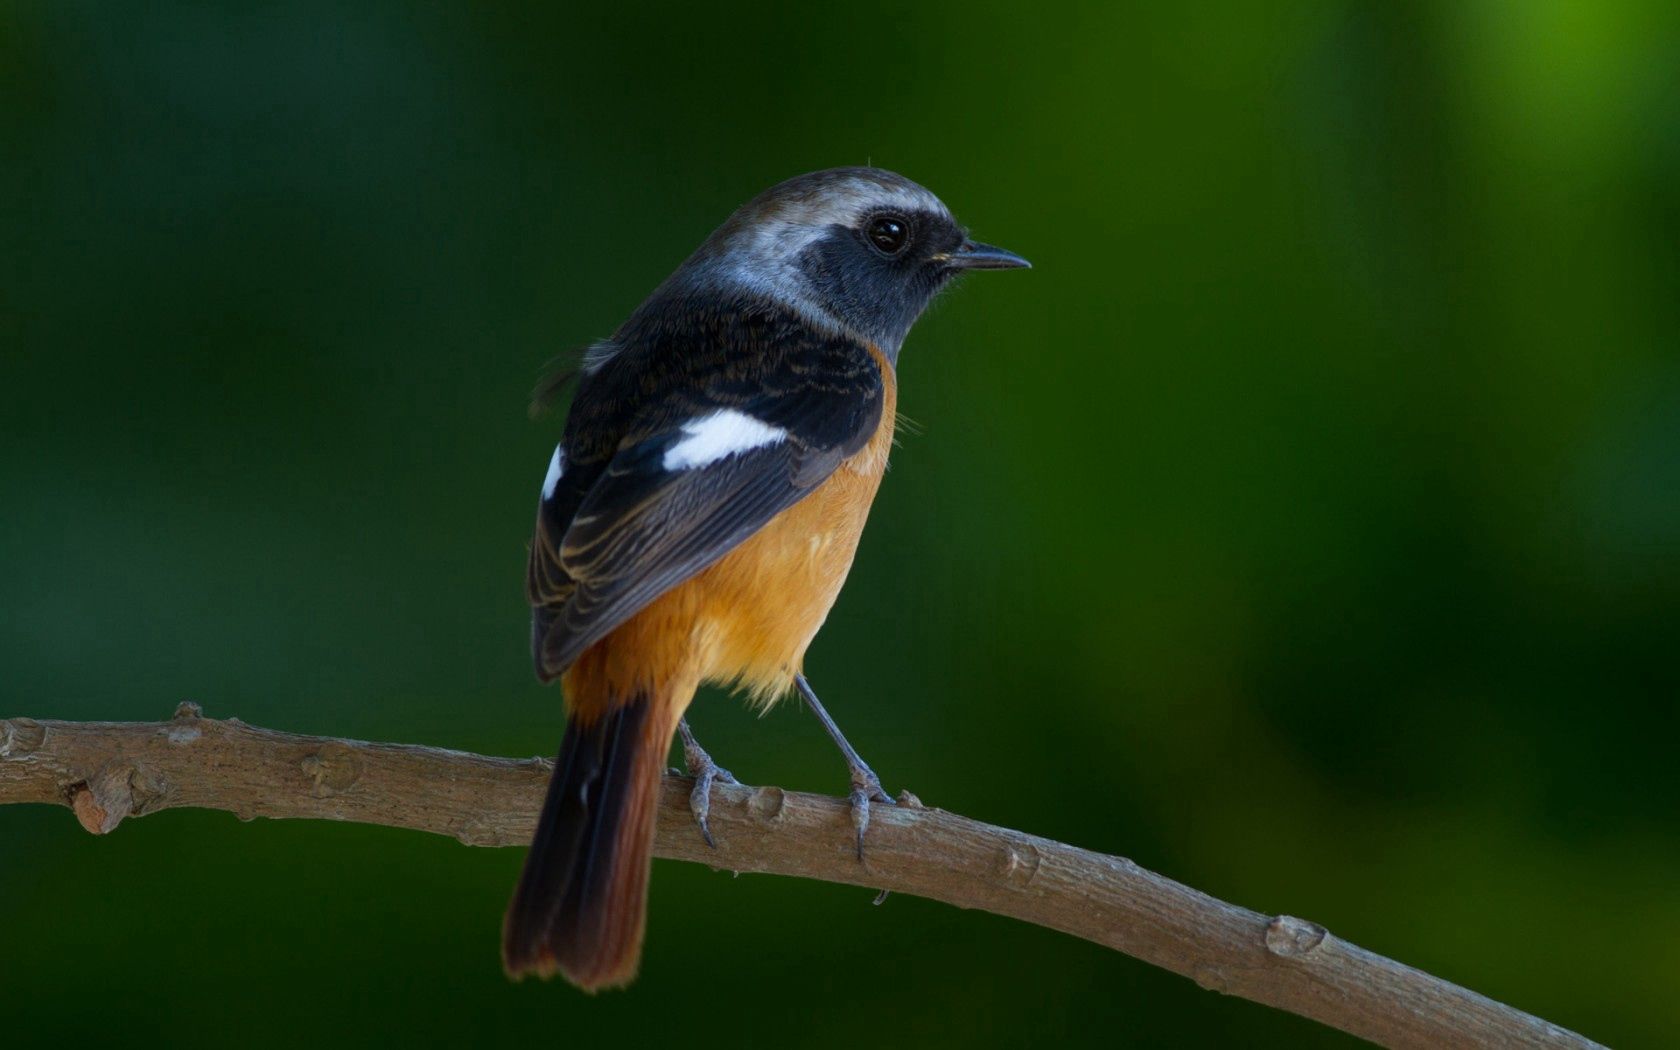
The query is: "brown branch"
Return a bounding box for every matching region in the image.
[1,705,1599,1050]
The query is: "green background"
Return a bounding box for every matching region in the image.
[4,3,1677,1046]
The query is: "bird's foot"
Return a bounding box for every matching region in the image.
[793,673,901,862]
[846,759,895,862]
[678,719,737,849]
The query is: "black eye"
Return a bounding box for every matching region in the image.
[867,214,910,255]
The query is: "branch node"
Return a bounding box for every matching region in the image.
[69,784,103,832]
[69,764,136,834]
[454,816,508,847]
[301,742,363,797]
[166,721,202,744]
[1265,915,1327,959]
[128,768,170,816]
[1,717,48,758]
[173,701,204,721]
[996,842,1043,887]
[746,785,786,823]
[1193,964,1232,994]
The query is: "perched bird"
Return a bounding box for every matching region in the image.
[504,167,1028,989]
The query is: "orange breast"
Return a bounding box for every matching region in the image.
[688,344,897,703]
[566,347,897,711]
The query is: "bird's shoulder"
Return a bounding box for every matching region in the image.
[561,293,882,467]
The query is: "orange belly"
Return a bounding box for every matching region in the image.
[562,347,897,711]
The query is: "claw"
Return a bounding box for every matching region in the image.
[848,787,872,860]
[689,766,724,848]
[678,718,736,849]
[847,763,895,859]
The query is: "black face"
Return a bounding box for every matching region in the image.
[797,208,970,356]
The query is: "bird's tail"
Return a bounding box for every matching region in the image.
[502,683,680,990]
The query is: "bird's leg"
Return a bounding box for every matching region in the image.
[795,674,893,861]
[676,717,737,849]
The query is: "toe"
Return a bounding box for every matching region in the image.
[849,787,872,861]
[689,772,718,849]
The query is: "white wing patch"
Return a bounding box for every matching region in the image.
[541,444,565,499]
[662,410,787,471]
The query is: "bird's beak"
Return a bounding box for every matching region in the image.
[945,240,1031,270]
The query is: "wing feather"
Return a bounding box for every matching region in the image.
[526,327,882,682]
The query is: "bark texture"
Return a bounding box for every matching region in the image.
[0,707,1602,1050]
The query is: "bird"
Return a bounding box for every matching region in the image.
[503,166,1028,990]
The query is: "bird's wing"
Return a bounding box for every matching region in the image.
[526,333,883,681]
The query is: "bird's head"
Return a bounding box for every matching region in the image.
[678,167,1029,359]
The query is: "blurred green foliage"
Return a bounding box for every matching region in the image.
[4,2,1678,1046]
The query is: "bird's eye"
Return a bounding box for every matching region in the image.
[867,214,910,256]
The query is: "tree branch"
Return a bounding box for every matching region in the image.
[1,706,1599,1049]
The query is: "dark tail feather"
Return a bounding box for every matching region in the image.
[502,692,670,990]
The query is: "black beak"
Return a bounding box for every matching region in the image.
[946,240,1031,270]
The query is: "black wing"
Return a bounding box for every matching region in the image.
[526,314,883,682]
